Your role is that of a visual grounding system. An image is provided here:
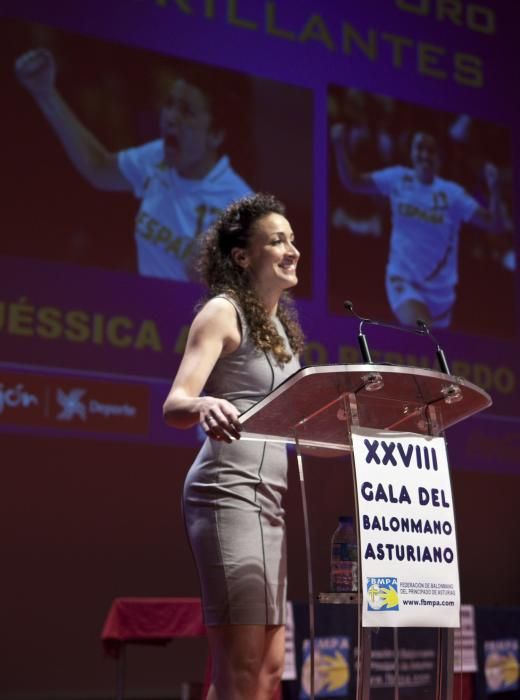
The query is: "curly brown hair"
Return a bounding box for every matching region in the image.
[197,193,305,364]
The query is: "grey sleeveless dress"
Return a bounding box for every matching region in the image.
[183,295,300,625]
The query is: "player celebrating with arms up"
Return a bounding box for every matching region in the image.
[331,124,505,328]
[15,47,251,281]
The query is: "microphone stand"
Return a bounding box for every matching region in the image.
[357,320,373,364]
[344,300,452,375]
[416,320,451,375]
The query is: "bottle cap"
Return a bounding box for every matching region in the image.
[339,515,354,524]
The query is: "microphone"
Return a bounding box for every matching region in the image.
[344,300,374,364]
[344,301,451,374]
[416,319,451,375]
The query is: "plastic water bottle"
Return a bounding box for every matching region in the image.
[330,515,358,592]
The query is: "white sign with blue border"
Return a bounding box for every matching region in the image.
[351,427,460,627]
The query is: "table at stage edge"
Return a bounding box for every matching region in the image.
[101,596,206,657]
[101,596,282,700]
[101,597,208,700]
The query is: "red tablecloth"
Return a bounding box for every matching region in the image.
[101,596,282,700]
[101,596,206,658]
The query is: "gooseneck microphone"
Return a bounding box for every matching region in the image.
[344,300,451,375]
[343,300,373,364]
[416,319,451,375]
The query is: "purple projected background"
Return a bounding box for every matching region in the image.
[1,2,520,698]
[1,0,518,469]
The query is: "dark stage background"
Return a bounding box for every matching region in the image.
[1,1,519,698]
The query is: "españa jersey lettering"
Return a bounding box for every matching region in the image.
[118,140,251,281]
[372,166,479,287]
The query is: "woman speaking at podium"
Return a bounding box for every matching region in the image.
[163,192,304,699]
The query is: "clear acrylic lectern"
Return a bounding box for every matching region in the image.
[239,363,491,700]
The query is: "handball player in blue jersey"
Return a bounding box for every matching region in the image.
[331,124,504,328]
[15,48,251,282]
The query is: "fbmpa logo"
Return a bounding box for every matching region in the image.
[56,388,87,421]
[484,639,519,693]
[300,637,350,698]
[366,577,399,611]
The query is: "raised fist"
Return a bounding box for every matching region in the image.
[15,48,56,97]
